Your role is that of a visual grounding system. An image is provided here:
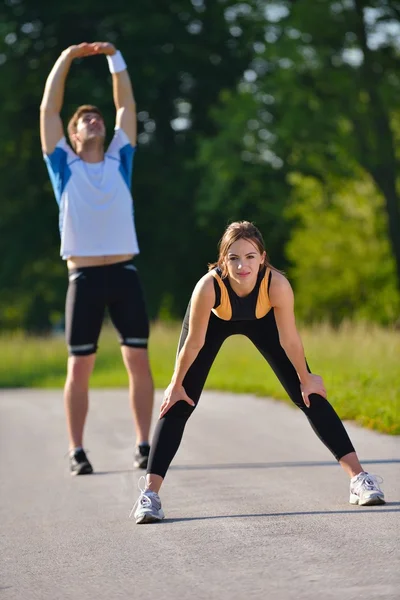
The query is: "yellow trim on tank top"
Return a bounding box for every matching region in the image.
[211,271,232,320]
[256,267,272,318]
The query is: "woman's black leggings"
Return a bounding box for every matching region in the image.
[147,309,355,478]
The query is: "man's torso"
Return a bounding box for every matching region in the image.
[44,128,139,262]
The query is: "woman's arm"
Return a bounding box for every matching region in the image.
[159,274,215,417]
[269,272,326,407]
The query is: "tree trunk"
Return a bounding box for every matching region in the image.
[354,0,400,287]
[372,174,400,286]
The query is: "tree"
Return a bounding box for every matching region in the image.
[193,0,400,323]
[259,0,400,286]
[0,0,264,329]
[286,170,400,325]
[194,89,290,268]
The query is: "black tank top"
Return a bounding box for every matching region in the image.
[211,266,272,321]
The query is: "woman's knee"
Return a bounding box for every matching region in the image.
[308,393,331,409]
[164,399,196,420]
[290,392,328,413]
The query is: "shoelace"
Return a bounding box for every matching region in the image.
[129,475,154,518]
[353,473,383,494]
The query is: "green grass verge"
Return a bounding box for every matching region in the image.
[1,322,399,435]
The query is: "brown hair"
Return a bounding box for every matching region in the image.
[208,221,278,277]
[67,105,104,150]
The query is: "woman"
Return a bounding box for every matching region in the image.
[132,221,384,523]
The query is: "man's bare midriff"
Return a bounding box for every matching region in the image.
[67,254,135,270]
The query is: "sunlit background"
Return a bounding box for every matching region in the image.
[0,0,399,332]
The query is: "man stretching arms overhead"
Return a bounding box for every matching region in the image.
[40,42,154,475]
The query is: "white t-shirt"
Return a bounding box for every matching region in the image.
[44,128,140,259]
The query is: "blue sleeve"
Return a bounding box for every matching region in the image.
[43,146,71,205]
[119,144,136,190]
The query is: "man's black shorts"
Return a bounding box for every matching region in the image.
[65,260,149,356]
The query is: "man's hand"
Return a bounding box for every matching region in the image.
[90,42,117,56]
[63,43,99,60]
[63,42,116,61]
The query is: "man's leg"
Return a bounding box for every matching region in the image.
[65,266,105,473]
[107,261,154,467]
[64,354,96,449]
[121,346,154,445]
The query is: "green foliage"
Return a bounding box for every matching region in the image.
[0,0,399,330]
[0,0,265,329]
[193,0,400,323]
[263,0,400,283]
[286,172,400,324]
[195,90,290,267]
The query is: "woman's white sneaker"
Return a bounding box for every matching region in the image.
[130,476,165,524]
[350,472,385,506]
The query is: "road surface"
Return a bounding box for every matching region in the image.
[1,389,399,600]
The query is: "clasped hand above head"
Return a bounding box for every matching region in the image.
[64,42,116,60]
[159,383,195,419]
[300,374,327,408]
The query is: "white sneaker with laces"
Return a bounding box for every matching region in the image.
[350,472,385,506]
[130,476,165,524]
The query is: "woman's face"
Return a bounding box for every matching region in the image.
[224,238,265,288]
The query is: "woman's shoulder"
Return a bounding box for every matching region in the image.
[193,272,216,297]
[189,272,216,311]
[269,270,293,304]
[269,269,289,286]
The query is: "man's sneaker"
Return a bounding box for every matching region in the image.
[130,476,165,524]
[134,443,150,469]
[350,472,385,506]
[69,448,93,476]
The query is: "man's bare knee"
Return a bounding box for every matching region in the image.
[121,347,151,377]
[66,354,96,385]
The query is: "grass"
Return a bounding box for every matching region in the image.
[1,321,399,435]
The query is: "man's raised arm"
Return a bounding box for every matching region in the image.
[40,43,97,154]
[92,43,137,146]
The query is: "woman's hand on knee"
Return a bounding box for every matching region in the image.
[300,374,327,408]
[159,383,195,418]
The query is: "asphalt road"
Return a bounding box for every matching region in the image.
[0,389,399,600]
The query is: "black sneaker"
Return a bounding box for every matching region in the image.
[134,444,150,469]
[69,448,93,476]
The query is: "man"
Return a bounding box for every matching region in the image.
[40,42,154,475]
